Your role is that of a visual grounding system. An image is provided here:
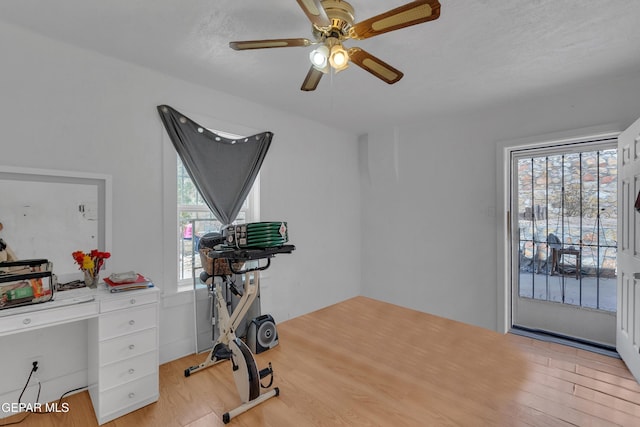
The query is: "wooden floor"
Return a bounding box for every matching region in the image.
[4,296,640,426]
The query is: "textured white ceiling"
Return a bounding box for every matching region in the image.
[1,0,640,134]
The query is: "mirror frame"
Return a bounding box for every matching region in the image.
[0,165,112,279]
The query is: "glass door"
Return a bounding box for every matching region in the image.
[511,139,618,346]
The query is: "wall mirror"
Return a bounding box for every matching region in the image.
[0,166,112,280]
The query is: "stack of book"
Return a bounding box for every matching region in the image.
[104,272,154,293]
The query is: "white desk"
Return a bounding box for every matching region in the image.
[0,284,160,425]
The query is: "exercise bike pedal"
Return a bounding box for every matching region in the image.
[259,362,274,388]
[259,362,273,379]
[213,343,233,360]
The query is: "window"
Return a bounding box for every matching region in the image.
[176,130,259,289]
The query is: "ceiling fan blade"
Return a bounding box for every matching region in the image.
[296,0,331,28]
[349,0,441,40]
[301,66,324,91]
[230,38,312,50]
[348,48,403,84]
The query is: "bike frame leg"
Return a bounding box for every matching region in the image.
[222,387,280,424]
[185,281,233,376]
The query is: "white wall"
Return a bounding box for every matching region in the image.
[360,73,640,331]
[0,20,360,408]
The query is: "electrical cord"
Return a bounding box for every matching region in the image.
[29,385,87,415]
[0,362,87,426]
[0,364,38,426]
[18,363,39,406]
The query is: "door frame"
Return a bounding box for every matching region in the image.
[496,125,621,334]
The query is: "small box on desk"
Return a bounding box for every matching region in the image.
[0,259,53,310]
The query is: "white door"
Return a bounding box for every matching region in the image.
[617,116,640,381]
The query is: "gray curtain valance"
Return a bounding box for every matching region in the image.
[158,105,273,225]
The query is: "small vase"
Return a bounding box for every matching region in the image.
[84,271,99,289]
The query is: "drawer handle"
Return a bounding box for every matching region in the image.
[128,369,135,375]
[128,392,135,399]
[23,318,31,325]
[129,344,135,350]
[130,299,136,304]
[129,320,135,326]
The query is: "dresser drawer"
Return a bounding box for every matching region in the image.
[99,304,157,340]
[100,328,157,365]
[0,301,98,336]
[100,350,157,391]
[100,373,158,417]
[100,290,158,313]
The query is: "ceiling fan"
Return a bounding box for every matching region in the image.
[229,0,441,91]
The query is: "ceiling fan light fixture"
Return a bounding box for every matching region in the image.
[309,45,330,72]
[329,43,349,72]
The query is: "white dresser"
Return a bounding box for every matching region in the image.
[88,286,160,424]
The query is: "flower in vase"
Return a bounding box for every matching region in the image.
[72,250,111,280]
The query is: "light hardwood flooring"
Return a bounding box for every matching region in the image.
[3,296,640,426]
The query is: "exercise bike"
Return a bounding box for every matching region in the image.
[184,245,294,424]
